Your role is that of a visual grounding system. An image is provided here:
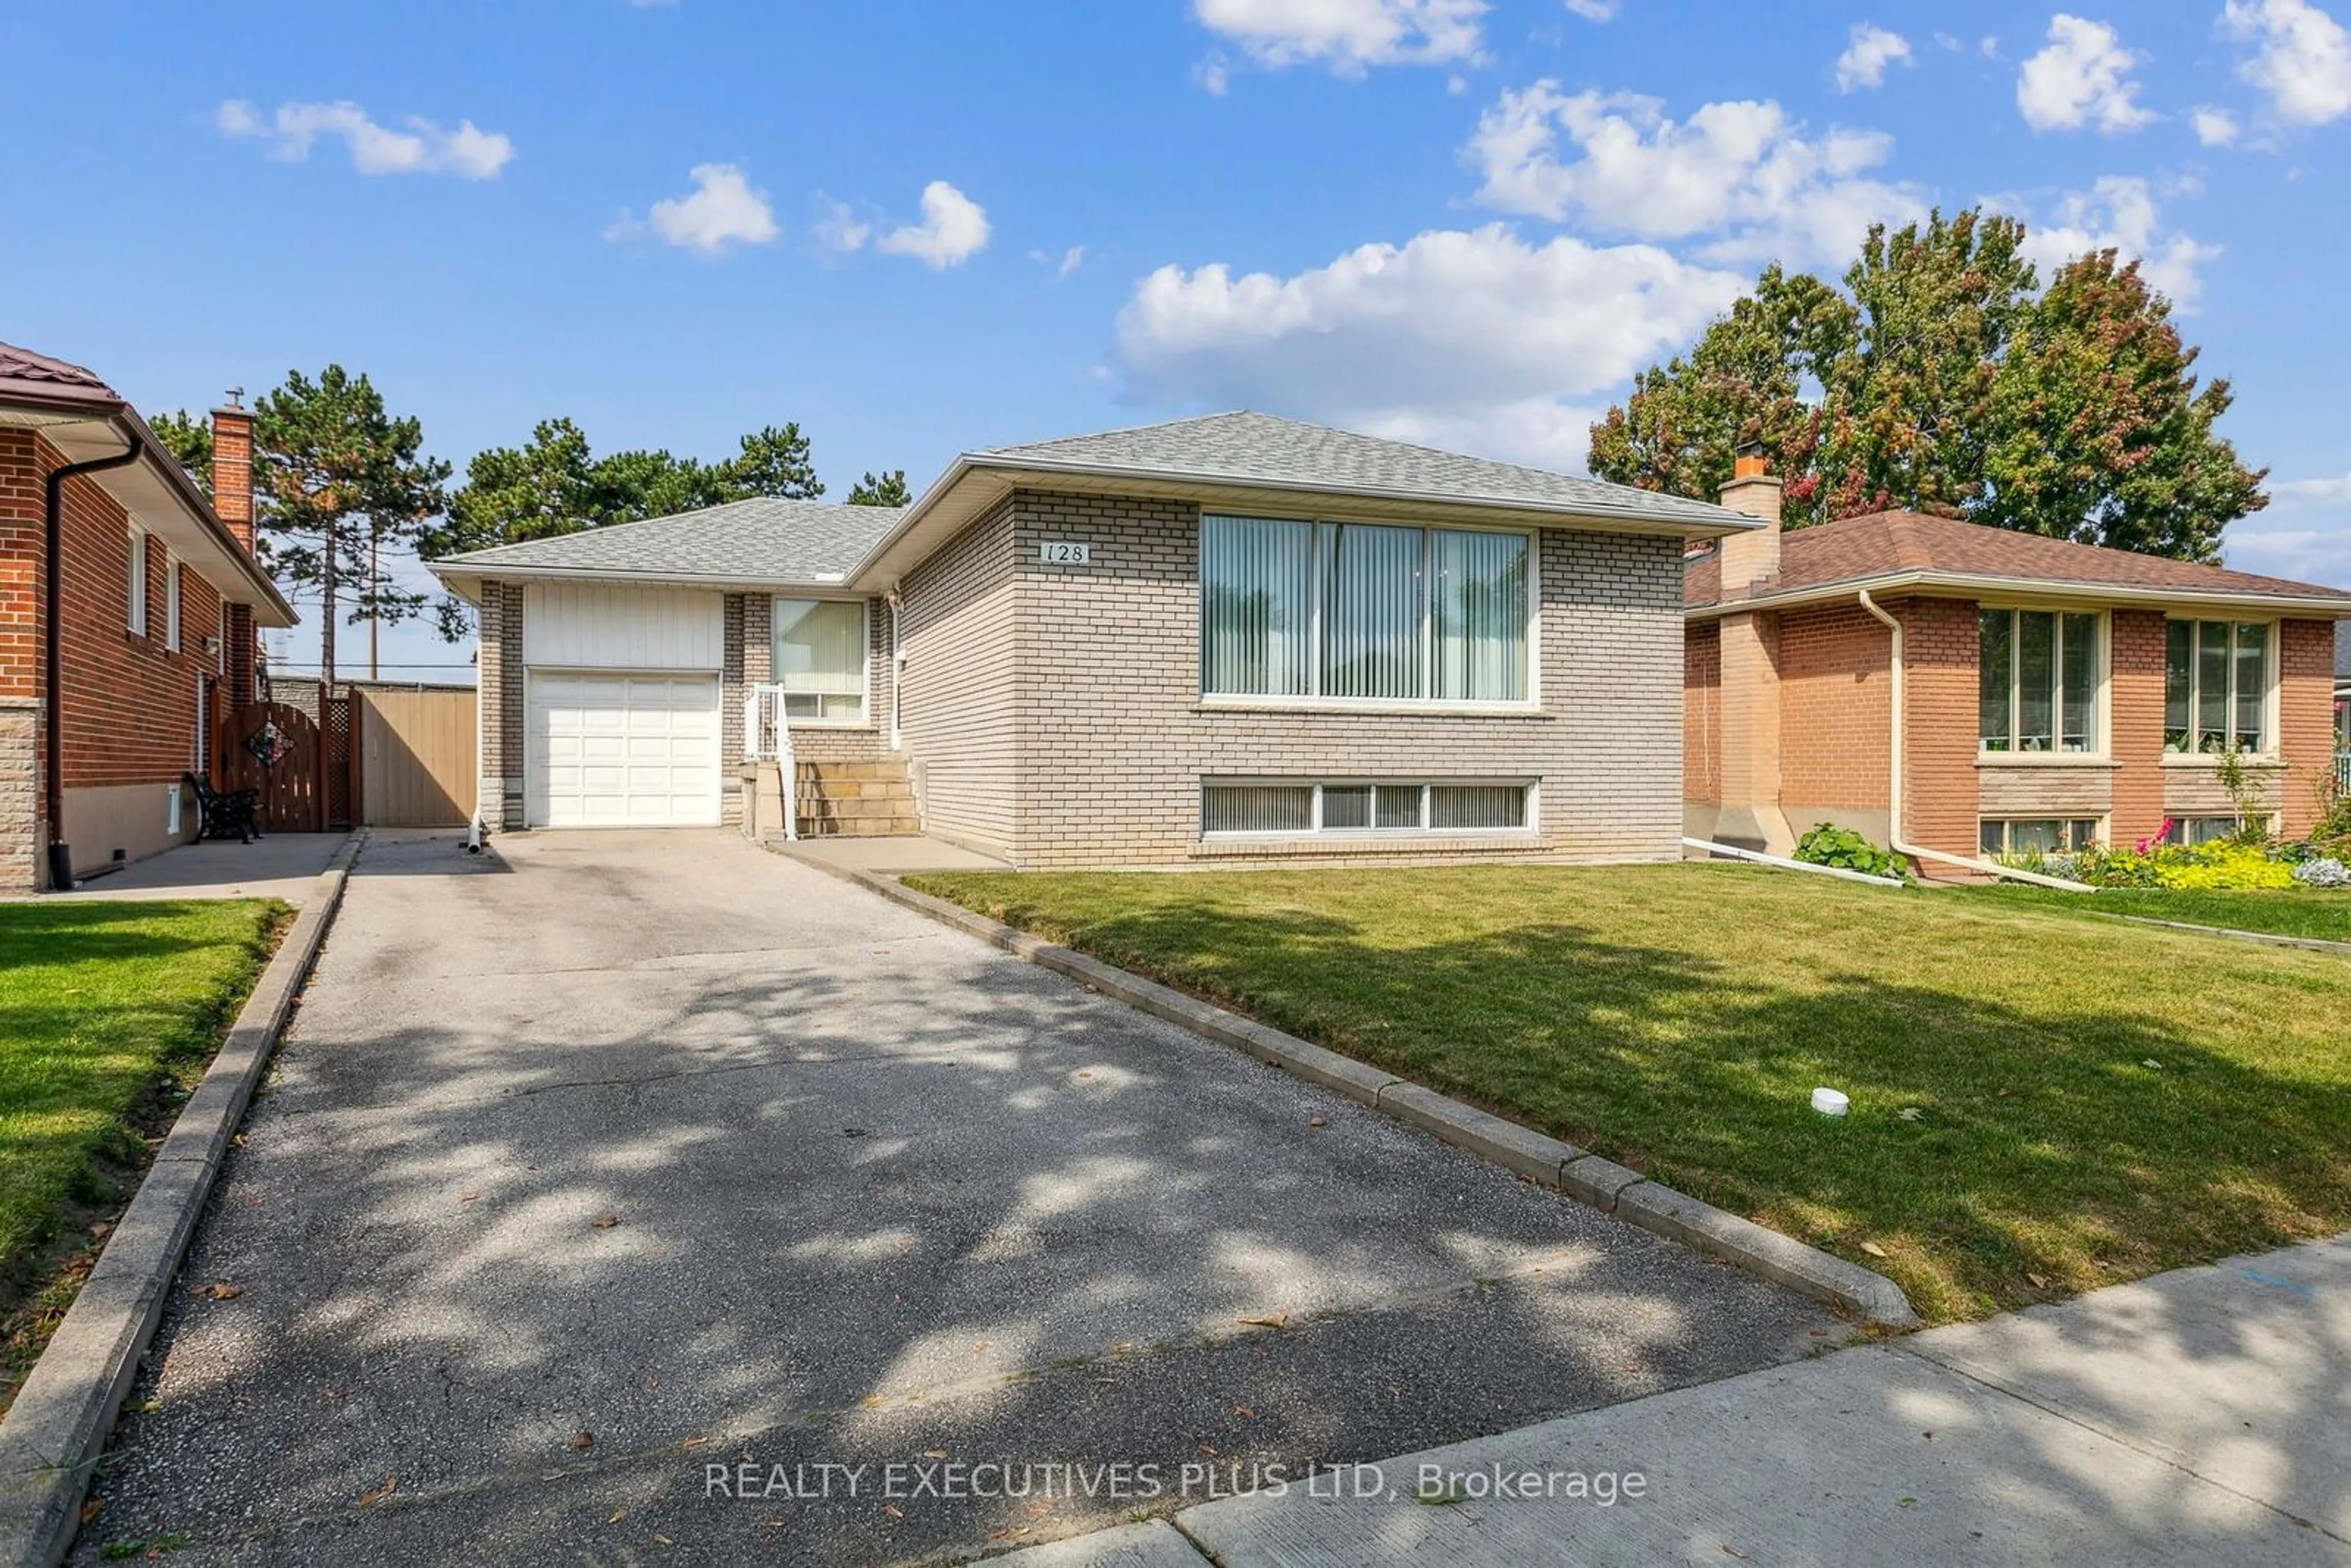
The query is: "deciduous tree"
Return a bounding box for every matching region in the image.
[1588,206,2265,557]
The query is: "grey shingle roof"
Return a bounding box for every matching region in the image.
[435,497,904,582]
[976,410,1755,528]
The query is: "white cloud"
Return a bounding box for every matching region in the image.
[2011,175,2219,310]
[877,181,990,269]
[1464,82,1923,266]
[2015,15,2155,133]
[1835,24,1914,92]
[1114,223,1744,470]
[2224,477,2351,586]
[214,99,513,179]
[1055,244,1086,280]
[1564,0,1619,20]
[2222,0,2351,126]
[2191,106,2242,145]
[609,163,779,254]
[811,196,872,256]
[1190,0,1488,78]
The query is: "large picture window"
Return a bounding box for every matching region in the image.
[2164,620,2269,753]
[1201,516,1529,703]
[1979,609,2099,752]
[771,598,867,722]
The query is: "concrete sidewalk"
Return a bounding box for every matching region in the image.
[41,832,349,905]
[1007,1234,2351,1566]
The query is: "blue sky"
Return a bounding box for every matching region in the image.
[7,0,2348,680]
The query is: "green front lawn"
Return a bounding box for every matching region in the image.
[0,900,282,1300]
[1954,883,2351,944]
[907,865,2351,1324]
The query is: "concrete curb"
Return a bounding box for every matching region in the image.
[779,847,1919,1331]
[0,832,362,1568]
[2076,910,2350,956]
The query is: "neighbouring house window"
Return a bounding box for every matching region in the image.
[1201,779,1532,837]
[771,598,867,722]
[1979,609,2099,752]
[2161,816,2249,846]
[1979,818,2102,855]
[1201,516,1529,703]
[164,555,182,652]
[2164,620,2270,753]
[126,523,149,635]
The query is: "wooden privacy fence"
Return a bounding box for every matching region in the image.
[354,685,478,827]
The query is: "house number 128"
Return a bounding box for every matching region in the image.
[1038,541,1092,565]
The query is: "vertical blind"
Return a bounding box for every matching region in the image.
[1979,609,2098,753]
[1202,515,1529,702]
[2165,620,2269,752]
[773,598,866,721]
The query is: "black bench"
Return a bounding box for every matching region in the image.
[182,772,263,844]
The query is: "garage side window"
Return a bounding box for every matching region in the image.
[772,598,867,723]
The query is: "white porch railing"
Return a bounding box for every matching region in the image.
[743,683,797,842]
[2336,749,2350,795]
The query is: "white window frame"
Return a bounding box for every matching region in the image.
[1198,514,1541,713]
[2162,814,2269,846]
[126,522,149,635]
[2163,618,2276,757]
[1979,817,2105,855]
[1200,777,1539,839]
[163,552,182,653]
[1978,606,2107,756]
[770,595,871,727]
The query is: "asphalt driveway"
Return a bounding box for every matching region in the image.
[78,830,1840,1564]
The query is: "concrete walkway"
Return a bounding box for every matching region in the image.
[42,832,348,906]
[1006,1234,2351,1566]
[71,829,1838,1566]
[776,831,1012,874]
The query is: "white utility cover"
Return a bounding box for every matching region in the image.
[527,672,720,827]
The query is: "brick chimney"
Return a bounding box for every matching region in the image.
[211,397,253,554]
[1715,442,1782,596]
[211,396,260,705]
[1708,443,1791,855]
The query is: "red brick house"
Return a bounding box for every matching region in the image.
[1,343,294,890]
[1685,452,2351,869]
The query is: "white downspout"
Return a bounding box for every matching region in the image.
[1858,589,2090,892]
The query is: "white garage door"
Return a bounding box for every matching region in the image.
[527,672,721,828]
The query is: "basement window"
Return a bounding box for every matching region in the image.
[1201,779,1532,838]
[2160,816,2259,847]
[1978,818,2102,855]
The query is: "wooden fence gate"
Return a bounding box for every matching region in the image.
[212,700,340,831]
[354,686,478,827]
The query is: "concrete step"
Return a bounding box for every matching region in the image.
[796,760,910,784]
[801,795,917,822]
[797,816,923,838]
[801,776,918,801]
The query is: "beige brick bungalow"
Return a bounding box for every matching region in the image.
[427,412,1765,868]
[1685,451,2351,868]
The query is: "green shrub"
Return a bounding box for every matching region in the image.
[2157,842,2295,891]
[1794,823,1910,882]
